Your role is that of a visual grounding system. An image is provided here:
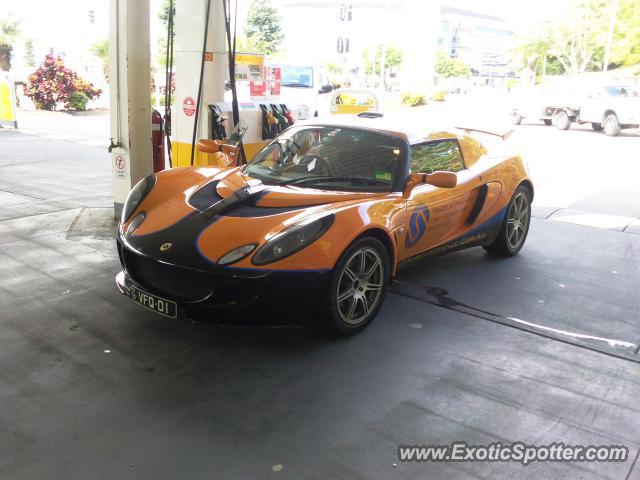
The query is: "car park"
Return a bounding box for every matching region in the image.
[116,113,533,334]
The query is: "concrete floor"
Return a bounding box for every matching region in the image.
[1,128,640,479]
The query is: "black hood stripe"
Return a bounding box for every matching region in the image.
[127,185,270,271]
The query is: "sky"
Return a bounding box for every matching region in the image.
[3,0,574,43]
[2,0,575,71]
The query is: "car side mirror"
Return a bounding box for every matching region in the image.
[318,84,333,94]
[403,171,457,198]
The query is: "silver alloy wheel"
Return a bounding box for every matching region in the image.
[336,247,384,325]
[506,192,530,250]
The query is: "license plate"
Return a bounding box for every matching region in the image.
[130,284,177,318]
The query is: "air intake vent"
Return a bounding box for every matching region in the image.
[188,180,222,211]
[357,112,383,118]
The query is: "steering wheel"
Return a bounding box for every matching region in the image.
[298,154,331,176]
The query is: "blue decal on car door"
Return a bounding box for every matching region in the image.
[405,206,430,248]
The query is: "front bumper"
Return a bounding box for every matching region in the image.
[115,239,330,321]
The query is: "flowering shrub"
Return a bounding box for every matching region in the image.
[24,55,101,110]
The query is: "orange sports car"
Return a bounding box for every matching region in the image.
[116,113,533,334]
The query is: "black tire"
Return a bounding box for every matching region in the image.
[591,122,603,131]
[603,113,621,136]
[510,113,523,125]
[483,185,531,256]
[543,119,552,126]
[554,111,571,130]
[324,236,390,335]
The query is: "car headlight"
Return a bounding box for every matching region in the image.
[218,244,257,266]
[252,215,334,266]
[121,175,156,223]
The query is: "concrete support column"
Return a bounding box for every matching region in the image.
[108,0,152,219]
[173,0,227,166]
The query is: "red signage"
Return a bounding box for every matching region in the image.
[250,81,266,97]
[182,96,196,116]
[250,67,281,98]
[115,154,125,170]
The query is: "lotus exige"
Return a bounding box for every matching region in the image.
[116,113,533,334]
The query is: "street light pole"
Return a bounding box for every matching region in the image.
[602,0,619,73]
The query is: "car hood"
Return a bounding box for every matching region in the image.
[121,166,388,272]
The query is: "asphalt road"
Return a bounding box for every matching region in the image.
[1,109,639,479]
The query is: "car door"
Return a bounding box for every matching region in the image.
[400,138,486,261]
[579,88,604,123]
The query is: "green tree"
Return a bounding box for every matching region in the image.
[158,0,174,25]
[245,0,284,55]
[90,39,109,80]
[158,0,175,67]
[434,50,470,78]
[0,15,20,71]
[510,26,564,80]
[610,0,640,66]
[236,34,269,54]
[546,0,607,74]
[363,45,403,75]
[323,61,344,86]
[510,0,617,76]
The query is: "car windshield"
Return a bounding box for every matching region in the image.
[604,86,639,97]
[245,126,405,192]
[281,66,313,87]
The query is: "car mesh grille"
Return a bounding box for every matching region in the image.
[122,248,213,301]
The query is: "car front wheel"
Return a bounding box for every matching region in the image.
[325,237,390,334]
[603,114,621,136]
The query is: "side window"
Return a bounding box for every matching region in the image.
[410,140,464,174]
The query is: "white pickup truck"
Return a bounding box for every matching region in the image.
[511,85,640,136]
[550,85,640,136]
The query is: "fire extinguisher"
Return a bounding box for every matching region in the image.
[152,109,165,172]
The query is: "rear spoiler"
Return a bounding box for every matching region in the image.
[454,126,514,140]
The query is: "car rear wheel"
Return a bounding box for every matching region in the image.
[591,122,603,131]
[554,111,571,130]
[483,186,531,256]
[510,113,523,125]
[603,114,621,136]
[543,119,552,126]
[324,237,390,335]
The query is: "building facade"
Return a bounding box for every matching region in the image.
[437,5,515,86]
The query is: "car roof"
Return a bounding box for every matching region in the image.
[297,113,460,145]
